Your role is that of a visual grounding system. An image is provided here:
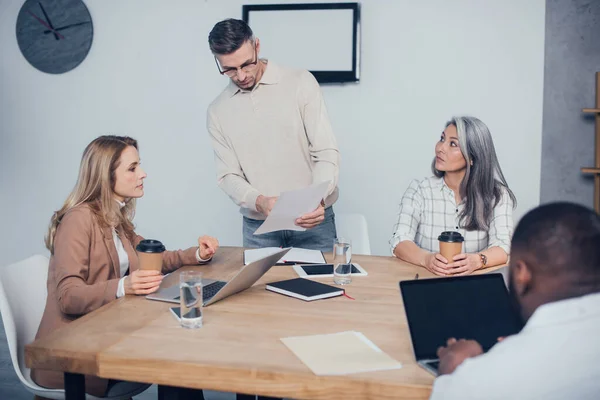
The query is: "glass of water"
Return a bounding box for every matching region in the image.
[333,238,352,285]
[179,270,203,329]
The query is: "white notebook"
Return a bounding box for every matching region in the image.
[243,247,326,265]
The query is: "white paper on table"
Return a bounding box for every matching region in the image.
[281,331,403,375]
[253,181,330,235]
[243,247,326,265]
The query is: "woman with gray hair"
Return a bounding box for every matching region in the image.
[390,116,516,275]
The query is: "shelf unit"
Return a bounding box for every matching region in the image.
[581,72,600,213]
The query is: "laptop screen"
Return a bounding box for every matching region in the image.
[400,274,523,360]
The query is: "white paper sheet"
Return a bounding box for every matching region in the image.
[244,247,326,265]
[281,331,403,375]
[253,181,330,235]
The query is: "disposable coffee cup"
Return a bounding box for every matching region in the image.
[136,239,165,272]
[438,231,464,263]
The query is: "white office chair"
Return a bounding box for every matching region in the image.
[335,213,372,255]
[0,254,147,400]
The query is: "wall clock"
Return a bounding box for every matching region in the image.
[16,0,93,74]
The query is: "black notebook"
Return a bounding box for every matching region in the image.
[266,278,344,301]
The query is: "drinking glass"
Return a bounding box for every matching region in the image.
[333,238,352,285]
[179,270,203,329]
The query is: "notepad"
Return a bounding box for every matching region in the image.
[266,278,343,301]
[281,331,403,375]
[244,247,326,265]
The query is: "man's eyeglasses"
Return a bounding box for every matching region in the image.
[215,45,258,78]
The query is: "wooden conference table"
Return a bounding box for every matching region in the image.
[25,247,504,400]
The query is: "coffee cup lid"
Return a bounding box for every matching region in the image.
[438,231,464,243]
[136,239,165,253]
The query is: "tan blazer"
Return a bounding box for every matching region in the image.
[31,204,200,396]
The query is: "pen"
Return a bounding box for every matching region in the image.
[414,273,419,280]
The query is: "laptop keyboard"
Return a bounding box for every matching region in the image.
[202,280,227,301]
[427,360,440,371]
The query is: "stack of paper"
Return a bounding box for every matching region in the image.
[244,247,326,265]
[281,331,403,375]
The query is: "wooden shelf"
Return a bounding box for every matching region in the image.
[580,71,600,213]
[582,167,600,174]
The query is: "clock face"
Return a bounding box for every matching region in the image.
[16,0,93,74]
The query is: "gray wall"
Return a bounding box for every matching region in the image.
[1,1,598,398]
[0,0,546,266]
[541,0,600,206]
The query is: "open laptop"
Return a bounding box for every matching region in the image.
[147,248,290,307]
[399,274,523,376]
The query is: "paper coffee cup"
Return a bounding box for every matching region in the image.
[136,239,165,272]
[438,231,464,262]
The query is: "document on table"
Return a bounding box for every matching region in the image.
[253,181,330,235]
[281,331,403,375]
[243,247,326,265]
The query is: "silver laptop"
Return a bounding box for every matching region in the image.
[147,248,290,307]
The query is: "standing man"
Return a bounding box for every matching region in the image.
[207,19,340,252]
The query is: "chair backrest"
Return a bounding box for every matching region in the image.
[335,213,372,255]
[0,254,49,387]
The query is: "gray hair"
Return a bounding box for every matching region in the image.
[432,116,516,231]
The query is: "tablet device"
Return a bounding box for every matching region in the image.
[170,307,181,322]
[293,263,367,278]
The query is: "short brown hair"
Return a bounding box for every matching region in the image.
[208,18,254,55]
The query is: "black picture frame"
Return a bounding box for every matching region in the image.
[242,2,360,83]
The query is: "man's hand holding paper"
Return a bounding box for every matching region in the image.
[295,203,325,228]
[253,181,330,235]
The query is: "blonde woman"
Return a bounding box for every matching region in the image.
[31,135,219,397]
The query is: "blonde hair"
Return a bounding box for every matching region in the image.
[46,135,139,253]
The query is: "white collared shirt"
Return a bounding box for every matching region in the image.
[430,292,600,399]
[389,177,513,255]
[114,200,130,298]
[114,229,129,298]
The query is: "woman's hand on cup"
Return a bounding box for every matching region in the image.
[124,270,164,295]
[423,253,451,276]
[447,253,482,275]
[198,235,219,260]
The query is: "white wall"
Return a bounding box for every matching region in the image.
[0,0,545,264]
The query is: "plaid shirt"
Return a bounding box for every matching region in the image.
[390,177,513,255]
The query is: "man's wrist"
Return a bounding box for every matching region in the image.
[247,190,261,213]
[256,195,265,214]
